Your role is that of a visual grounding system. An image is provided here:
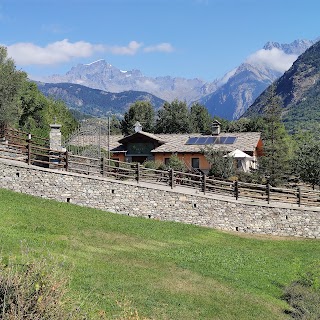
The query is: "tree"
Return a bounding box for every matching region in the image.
[189,103,212,134]
[0,46,77,138]
[18,82,78,138]
[19,81,48,131]
[257,85,292,185]
[0,46,27,126]
[202,146,235,179]
[155,100,191,133]
[109,115,122,135]
[225,117,266,133]
[292,139,320,189]
[167,154,187,172]
[121,101,155,135]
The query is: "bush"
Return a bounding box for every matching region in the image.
[0,248,149,320]
[0,255,86,319]
[143,160,167,171]
[283,262,320,319]
[167,154,186,172]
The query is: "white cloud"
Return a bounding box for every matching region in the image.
[246,48,298,73]
[7,39,105,65]
[5,39,174,66]
[144,43,175,53]
[108,41,143,55]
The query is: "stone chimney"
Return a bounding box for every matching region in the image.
[212,119,221,136]
[134,121,143,133]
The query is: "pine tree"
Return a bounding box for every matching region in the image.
[258,85,292,185]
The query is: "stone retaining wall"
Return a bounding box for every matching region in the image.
[1,158,320,238]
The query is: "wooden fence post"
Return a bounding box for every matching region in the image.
[65,151,69,171]
[202,174,206,194]
[136,163,140,183]
[234,180,239,200]
[266,177,270,204]
[27,135,31,165]
[297,187,301,207]
[170,168,174,189]
[100,157,105,176]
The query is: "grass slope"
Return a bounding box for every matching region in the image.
[0,188,319,319]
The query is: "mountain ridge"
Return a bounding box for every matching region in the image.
[36,81,165,118]
[242,39,320,134]
[40,39,317,120]
[197,39,315,119]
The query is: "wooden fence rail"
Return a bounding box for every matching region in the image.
[1,127,320,208]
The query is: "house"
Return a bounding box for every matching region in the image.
[107,121,262,174]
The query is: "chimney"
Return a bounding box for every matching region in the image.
[212,119,221,135]
[134,121,143,133]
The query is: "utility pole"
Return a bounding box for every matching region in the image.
[107,116,110,162]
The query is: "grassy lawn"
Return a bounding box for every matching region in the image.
[0,188,319,319]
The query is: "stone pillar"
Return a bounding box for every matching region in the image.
[49,123,66,169]
[50,123,65,152]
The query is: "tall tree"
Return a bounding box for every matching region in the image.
[202,146,235,179]
[18,81,78,138]
[292,134,320,189]
[0,46,27,126]
[189,103,212,134]
[155,100,191,133]
[257,85,292,185]
[121,101,155,135]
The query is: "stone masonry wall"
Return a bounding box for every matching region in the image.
[1,158,320,238]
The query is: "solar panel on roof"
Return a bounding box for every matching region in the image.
[224,137,237,144]
[196,137,208,144]
[186,137,198,145]
[216,137,226,144]
[206,137,216,144]
[186,136,237,145]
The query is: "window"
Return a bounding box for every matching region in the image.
[191,158,200,168]
[164,157,170,166]
[237,159,242,170]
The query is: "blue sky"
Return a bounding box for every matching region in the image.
[1,0,319,82]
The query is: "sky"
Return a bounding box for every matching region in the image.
[1,0,320,82]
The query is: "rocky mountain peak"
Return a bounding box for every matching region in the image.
[263,39,315,55]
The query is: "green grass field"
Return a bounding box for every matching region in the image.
[0,188,319,319]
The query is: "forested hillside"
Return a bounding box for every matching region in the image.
[0,46,77,138]
[243,40,320,135]
[36,82,166,118]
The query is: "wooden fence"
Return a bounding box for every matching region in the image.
[1,126,320,208]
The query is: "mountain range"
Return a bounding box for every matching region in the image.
[39,39,316,120]
[198,39,315,119]
[243,39,320,135]
[36,82,165,118]
[43,59,212,104]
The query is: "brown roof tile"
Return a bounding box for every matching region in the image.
[69,132,261,154]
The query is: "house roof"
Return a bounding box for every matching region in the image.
[68,131,261,154]
[118,131,166,144]
[150,132,261,153]
[107,132,261,154]
[225,149,254,159]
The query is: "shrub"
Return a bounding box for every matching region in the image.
[143,160,167,171]
[283,261,320,319]
[0,255,86,319]
[167,154,186,172]
[142,160,157,169]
